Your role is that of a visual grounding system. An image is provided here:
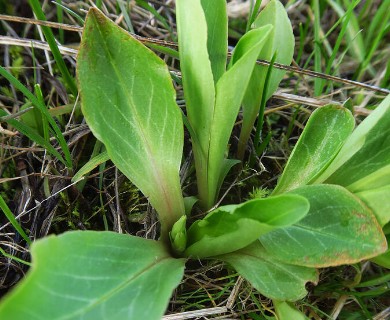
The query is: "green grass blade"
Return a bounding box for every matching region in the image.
[0,66,72,168]
[238,0,294,160]
[327,0,366,64]
[246,0,263,32]
[28,0,78,96]
[72,151,110,183]
[55,0,64,43]
[0,194,31,246]
[320,0,359,94]
[136,0,173,39]
[0,110,66,165]
[118,0,135,33]
[312,0,324,96]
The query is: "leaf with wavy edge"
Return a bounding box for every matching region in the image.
[0,231,185,320]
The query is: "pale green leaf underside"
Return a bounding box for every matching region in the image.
[77,9,184,234]
[261,185,387,267]
[218,241,318,301]
[273,105,355,195]
[185,193,309,258]
[314,94,390,187]
[0,231,185,320]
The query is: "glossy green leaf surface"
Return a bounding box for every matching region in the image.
[219,241,318,301]
[314,94,390,189]
[0,231,185,320]
[77,9,185,239]
[272,105,355,195]
[238,0,294,159]
[185,193,309,258]
[356,185,390,227]
[261,185,387,267]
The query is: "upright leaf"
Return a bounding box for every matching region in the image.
[205,26,273,208]
[260,185,387,267]
[0,231,185,320]
[200,0,228,84]
[238,0,295,159]
[185,193,309,258]
[314,94,390,189]
[176,0,216,209]
[218,241,318,301]
[272,105,355,195]
[77,9,185,241]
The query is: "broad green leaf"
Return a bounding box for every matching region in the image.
[184,193,309,258]
[0,231,185,320]
[314,94,390,188]
[218,241,318,301]
[272,105,355,195]
[200,0,228,84]
[238,0,294,159]
[356,185,390,227]
[260,185,387,267]
[77,8,185,240]
[204,26,273,208]
[273,301,310,320]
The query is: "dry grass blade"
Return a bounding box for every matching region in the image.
[0,14,388,95]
